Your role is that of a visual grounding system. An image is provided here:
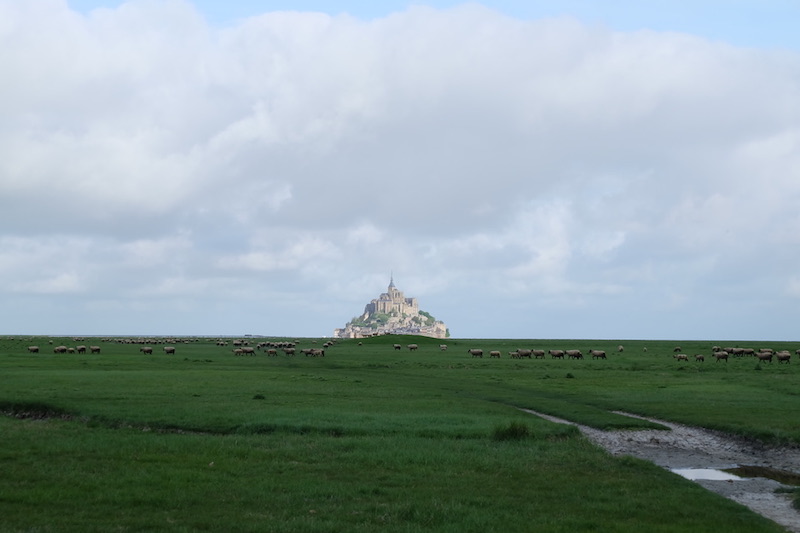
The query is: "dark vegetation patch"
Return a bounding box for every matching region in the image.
[0,401,75,421]
[491,421,530,441]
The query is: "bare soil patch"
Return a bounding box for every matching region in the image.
[523,409,800,532]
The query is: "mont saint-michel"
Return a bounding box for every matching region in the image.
[334,278,449,339]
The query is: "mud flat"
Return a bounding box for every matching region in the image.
[524,409,800,532]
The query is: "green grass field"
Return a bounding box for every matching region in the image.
[1,334,797,532]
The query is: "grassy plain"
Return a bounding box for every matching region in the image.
[0,334,798,532]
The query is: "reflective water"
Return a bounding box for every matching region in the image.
[726,466,800,486]
[672,468,743,481]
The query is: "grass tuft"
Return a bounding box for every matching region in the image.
[491,421,530,441]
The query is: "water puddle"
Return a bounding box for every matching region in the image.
[672,468,742,481]
[725,465,800,486]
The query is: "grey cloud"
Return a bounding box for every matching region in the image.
[1,1,799,338]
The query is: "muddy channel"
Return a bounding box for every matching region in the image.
[522,409,800,532]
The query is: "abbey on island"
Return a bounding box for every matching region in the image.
[334,277,449,339]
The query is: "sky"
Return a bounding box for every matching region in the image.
[2,1,799,340]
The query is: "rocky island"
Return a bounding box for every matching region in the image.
[334,277,448,339]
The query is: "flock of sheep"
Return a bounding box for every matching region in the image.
[465,347,615,359]
[27,344,102,354]
[672,345,798,363]
[21,339,799,365]
[220,339,337,357]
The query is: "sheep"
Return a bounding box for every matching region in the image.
[756,352,773,363]
[27,346,39,353]
[617,345,624,352]
[76,345,86,354]
[408,344,419,351]
[673,346,682,353]
[140,346,153,355]
[714,351,729,363]
[532,350,546,359]
[267,348,278,357]
[439,344,448,351]
[549,349,565,359]
[694,354,705,362]
[232,348,244,356]
[468,349,483,358]
[489,350,501,358]
[53,345,67,354]
[673,353,689,361]
[566,350,583,360]
[393,344,402,351]
[240,347,255,356]
[589,350,606,360]
[508,350,520,358]
[163,346,177,355]
[283,347,296,356]
[776,351,791,364]
[90,346,101,354]
[517,349,532,359]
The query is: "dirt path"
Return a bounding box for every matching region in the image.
[522,409,800,532]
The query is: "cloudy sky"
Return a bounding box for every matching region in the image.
[2,0,799,340]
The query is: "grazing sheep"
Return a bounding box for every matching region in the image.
[673,353,688,361]
[566,350,583,360]
[673,346,682,353]
[756,352,773,363]
[439,344,448,351]
[617,345,624,352]
[90,346,101,354]
[76,345,86,354]
[489,350,501,358]
[393,344,402,351]
[163,346,177,355]
[468,349,483,358]
[714,351,728,363]
[267,348,278,356]
[140,346,153,355]
[408,344,419,351]
[27,346,39,353]
[694,354,705,362]
[589,350,606,360]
